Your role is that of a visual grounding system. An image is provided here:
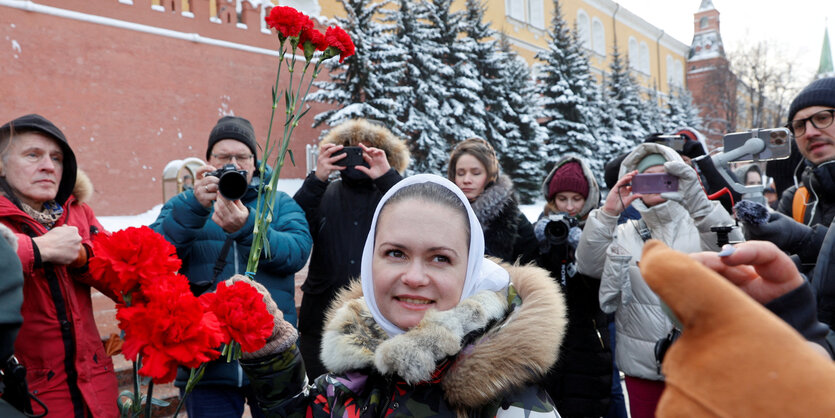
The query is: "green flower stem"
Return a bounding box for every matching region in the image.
[173,362,208,418]
[144,380,154,418]
[132,355,141,416]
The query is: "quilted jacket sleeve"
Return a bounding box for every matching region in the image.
[576,208,620,279]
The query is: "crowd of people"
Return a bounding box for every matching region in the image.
[1,77,834,417]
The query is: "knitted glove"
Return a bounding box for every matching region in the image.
[742,211,814,255]
[660,161,712,219]
[223,274,299,360]
[639,240,835,417]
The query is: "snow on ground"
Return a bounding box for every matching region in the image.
[98,178,306,231]
[98,178,545,231]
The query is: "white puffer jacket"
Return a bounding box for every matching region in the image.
[576,143,742,380]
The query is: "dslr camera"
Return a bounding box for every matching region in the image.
[206,164,248,201]
[542,213,579,246]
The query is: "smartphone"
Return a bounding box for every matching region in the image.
[631,173,679,194]
[722,128,791,162]
[333,146,367,167]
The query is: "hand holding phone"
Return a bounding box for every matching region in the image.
[631,173,679,194]
[333,146,368,167]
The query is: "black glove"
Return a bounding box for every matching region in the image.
[743,212,813,255]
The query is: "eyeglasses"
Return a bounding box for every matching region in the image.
[786,109,835,137]
[211,153,254,164]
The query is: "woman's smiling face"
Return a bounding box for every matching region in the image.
[372,199,469,330]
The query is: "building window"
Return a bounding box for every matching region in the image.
[591,18,605,55]
[628,37,638,70]
[666,55,684,87]
[577,9,591,49]
[639,41,650,74]
[527,0,545,29]
[674,60,684,86]
[699,16,709,29]
[506,0,525,22]
[506,0,544,29]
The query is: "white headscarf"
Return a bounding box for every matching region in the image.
[360,174,511,336]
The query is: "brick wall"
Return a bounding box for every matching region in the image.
[1,0,335,215]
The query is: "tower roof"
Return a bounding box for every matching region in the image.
[819,27,834,76]
[698,0,716,12]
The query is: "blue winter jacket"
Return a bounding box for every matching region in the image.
[150,165,312,388]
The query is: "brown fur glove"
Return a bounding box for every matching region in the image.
[639,240,835,417]
[224,274,298,360]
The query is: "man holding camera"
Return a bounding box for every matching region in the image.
[292,119,410,380]
[151,116,312,418]
[0,114,119,417]
[744,77,835,270]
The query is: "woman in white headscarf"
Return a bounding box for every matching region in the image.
[235,174,567,417]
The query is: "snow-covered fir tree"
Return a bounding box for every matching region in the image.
[534,0,601,174]
[460,0,545,202]
[393,0,452,173]
[603,42,647,160]
[494,34,549,203]
[665,85,704,131]
[641,83,668,134]
[432,0,487,144]
[308,0,408,133]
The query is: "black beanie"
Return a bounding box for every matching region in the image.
[0,114,77,206]
[206,116,258,162]
[788,77,835,122]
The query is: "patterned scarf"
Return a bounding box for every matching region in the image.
[21,201,62,229]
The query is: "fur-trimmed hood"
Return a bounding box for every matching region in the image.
[541,155,601,220]
[320,119,410,174]
[471,173,516,226]
[320,262,567,411]
[72,169,94,203]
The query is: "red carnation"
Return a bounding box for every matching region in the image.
[324,26,355,62]
[265,6,313,41]
[89,226,181,302]
[300,26,328,52]
[201,281,274,353]
[118,273,223,383]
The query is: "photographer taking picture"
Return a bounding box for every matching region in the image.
[150,116,312,418]
[533,156,613,417]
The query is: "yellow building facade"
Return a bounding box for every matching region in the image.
[312,0,690,96]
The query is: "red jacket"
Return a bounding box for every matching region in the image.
[0,173,118,418]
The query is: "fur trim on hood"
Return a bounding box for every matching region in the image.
[320,119,410,174]
[320,262,566,411]
[619,142,686,214]
[73,169,94,203]
[541,156,601,220]
[471,174,516,226]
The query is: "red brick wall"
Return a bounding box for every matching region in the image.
[1,0,335,215]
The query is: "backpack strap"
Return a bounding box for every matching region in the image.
[792,186,810,224]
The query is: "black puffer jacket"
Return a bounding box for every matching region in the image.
[470,174,537,264]
[535,156,612,417]
[777,161,835,268]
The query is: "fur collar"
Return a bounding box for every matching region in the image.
[470,174,516,227]
[320,263,566,410]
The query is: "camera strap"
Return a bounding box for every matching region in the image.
[189,237,235,296]
[632,219,652,242]
[1,355,48,417]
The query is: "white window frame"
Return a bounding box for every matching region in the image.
[591,18,605,55]
[577,9,591,50]
[527,0,545,29]
[639,41,650,74]
[506,0,526,22]
[628,37,638,70]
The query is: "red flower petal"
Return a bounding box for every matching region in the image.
[203,281,274,353]
[325,26,355,62]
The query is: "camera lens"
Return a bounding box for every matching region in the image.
[217,171,247,200]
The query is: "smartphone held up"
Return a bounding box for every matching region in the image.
[631,173,679,194]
